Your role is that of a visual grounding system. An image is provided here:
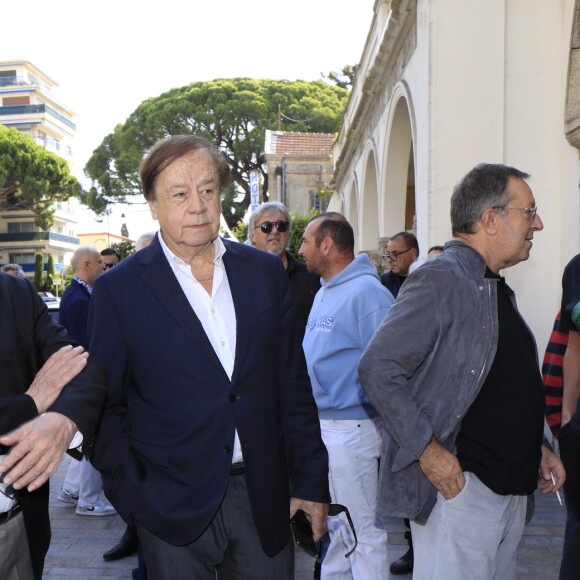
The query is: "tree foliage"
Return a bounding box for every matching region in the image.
[111,240,135,260]
[34,253,44,290]
[0,126,82,230]
[84,78,348,228]
[322,65,358,91]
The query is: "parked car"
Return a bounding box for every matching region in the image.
[38,292,60,322]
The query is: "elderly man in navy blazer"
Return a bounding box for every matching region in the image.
[88,135,330,579]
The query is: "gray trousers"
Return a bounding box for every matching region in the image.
[0,510,35,580]
[136,474,293,580]
[410,472,527,580]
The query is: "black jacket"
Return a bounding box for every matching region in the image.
[0,273,106,579]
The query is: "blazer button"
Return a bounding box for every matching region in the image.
[229,393,237,403]
[224,445,232,454]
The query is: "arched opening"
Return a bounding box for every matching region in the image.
[360,148,380,252]
[347,182,359,254]
[383,96,415,238]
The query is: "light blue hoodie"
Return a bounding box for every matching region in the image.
[303,253,394,420]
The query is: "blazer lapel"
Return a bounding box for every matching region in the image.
[222,240,252,382]
[138,237,226,374]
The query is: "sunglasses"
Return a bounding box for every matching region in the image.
[103,263,115,269]
[255,221,290,234]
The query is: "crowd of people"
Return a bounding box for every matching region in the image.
[0,134,574,580]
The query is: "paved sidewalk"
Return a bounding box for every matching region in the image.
[43,457,566,579]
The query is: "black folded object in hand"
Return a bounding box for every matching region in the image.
[290,504,358,559]
[290,509,318,557]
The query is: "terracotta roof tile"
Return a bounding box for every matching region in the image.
[267,131,335,156]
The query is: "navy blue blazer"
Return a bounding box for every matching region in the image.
[0,273,106,579]
[59,278,91,349]
[88,236,329,553]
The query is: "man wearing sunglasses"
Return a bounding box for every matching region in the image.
[380,232,419,299]
[101,248,121,269]
[249,202,320,338]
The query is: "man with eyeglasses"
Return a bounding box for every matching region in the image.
[101,248,121,269]
[249,202,320,338]
[359,163,564,580]
[380,232,419,299]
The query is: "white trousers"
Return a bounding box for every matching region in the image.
[62,455,103,508]
[410,471,527,580]
[320,417,389,580]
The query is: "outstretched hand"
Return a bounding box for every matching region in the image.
[0,412,78,491]
[26,345,88,414]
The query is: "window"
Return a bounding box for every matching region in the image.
[8,222,35,233]
[2,96,30,106]
[9,253,35,264]
[309,190,328,212]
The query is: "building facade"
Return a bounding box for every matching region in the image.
[265,130,335,214]
[0,60,79,276]
[330,0,580,345]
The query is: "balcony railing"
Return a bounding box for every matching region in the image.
[0,74,51,91]
[0,232,79,245]
[0,104,76,131]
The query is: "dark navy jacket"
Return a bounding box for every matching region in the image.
[60,278,92,349]
[88,236,329,553]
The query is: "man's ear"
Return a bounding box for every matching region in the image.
[320,237,334,256]
[148,197,158,221]
[480,207,499,235]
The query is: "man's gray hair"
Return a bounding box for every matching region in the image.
[70,245,99,273]
[247,202,292,246]
[136,231,156,251]
[1,263,25,278]
[450,163,530,236]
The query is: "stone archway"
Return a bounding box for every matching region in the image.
[382,95,415,239]
[347,181,359,254]
[360,148,380,253]
[565,0,580,150]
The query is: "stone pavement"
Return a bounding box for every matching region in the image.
[44,456,567,579]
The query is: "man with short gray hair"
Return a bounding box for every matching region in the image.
[359,163,565,580]
[249,202,319,337]
[1,263,25,277]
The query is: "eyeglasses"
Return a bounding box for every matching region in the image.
[256,221,290,234]
[383,248,413,261]
[493,205,538,220]
[103,263,115,269]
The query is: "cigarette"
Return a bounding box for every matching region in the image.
[551,473,563,506]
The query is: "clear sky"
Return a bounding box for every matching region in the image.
[4,0,375,236]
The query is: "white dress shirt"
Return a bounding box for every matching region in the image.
[158,233,242,463]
